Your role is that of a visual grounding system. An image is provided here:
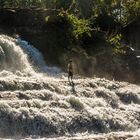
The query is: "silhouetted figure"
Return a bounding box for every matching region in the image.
[68,59,73,84]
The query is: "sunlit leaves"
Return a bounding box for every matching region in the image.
[109,33,122,47]
[122,0,140,24]
[108,33,126,54]
[45,16,49,22]
[67,13,91,39]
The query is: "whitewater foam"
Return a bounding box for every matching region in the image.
[0,35,139,139]
[16,37,61,74]
[0,35,34,73]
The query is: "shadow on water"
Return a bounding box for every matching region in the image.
[69,81,76,94]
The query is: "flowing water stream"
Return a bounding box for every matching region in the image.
[0,35,139,140]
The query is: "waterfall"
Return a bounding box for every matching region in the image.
[0,34,139,140]
[16,37,46,70]
[17,36,61,74]
[0,34,61,74]
[0,35,33,73]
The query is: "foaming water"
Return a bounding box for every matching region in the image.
[0,74,140,139]
[0,35,34,73]
[0,34,61,74]
[17,37,61,74]
[0,35,140,139]
[17,38,46,71]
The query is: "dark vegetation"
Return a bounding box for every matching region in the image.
[0,0,140,83]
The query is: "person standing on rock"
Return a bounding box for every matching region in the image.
[68,59,74,84]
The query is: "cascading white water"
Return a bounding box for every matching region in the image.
[0,35,34,73]
[16,37,46,70]
[16,36,61,74]
[0,35,140,140]
[0,34,61,75]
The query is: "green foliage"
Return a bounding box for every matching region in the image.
[113,46,125,55]
[66,13,91,39]
[1,0,139,26]
[109,34,122,47]
[108,33,125,54]
[58,10,92,42]
[45,16,49,22]
[0,0,139,51]
[121,0,140,25]
[58,10,91,43]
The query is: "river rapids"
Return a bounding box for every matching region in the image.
[0,35,139,140]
